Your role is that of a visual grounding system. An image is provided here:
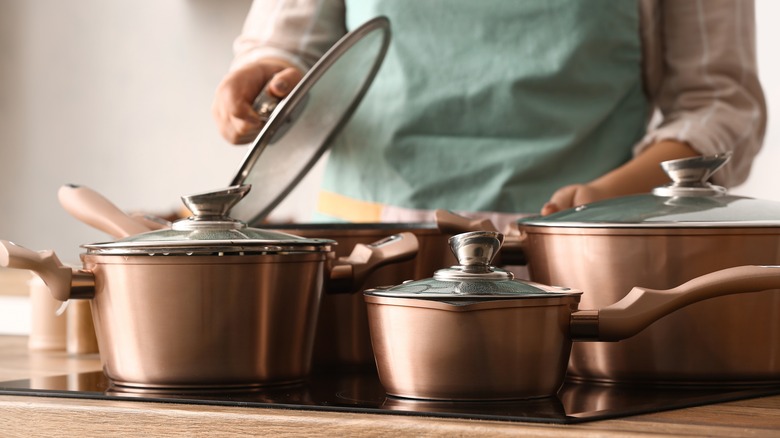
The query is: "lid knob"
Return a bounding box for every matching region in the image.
[433,231,512,282]
[173,185,250,230]
[449,231,504,274]
[653,153,730,197]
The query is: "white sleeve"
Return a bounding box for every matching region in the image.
[637,0,766,187]
[231,0,347,72]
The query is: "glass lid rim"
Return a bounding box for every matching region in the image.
[517,193,780,228]
[230,16,391,225]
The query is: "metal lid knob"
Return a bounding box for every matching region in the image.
[653,153,730,197]
[434,231,512,281]
[173,185,250,231]
[450,231,503,273]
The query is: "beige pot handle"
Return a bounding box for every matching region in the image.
[571,265,780,341]
[58,184,152,238]
[328,232,419,293]
[434,209,499,233]
[0,240,94,301]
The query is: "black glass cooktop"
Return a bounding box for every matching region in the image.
[2,367,779,424]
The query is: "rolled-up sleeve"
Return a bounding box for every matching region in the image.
[637,0,766,187]
[231,0,347,72]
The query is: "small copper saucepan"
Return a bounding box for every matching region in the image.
[364,231,780,401]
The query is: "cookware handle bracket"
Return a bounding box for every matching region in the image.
[573,265,780,342]
[0,240,94,301]
[328,232,419,293]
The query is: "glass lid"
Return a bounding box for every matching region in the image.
[228,17,391,225]
[365,232,579,300]
[83,185,334,255]
[520,154,780,228]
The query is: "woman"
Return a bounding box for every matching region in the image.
[212,0,765,229]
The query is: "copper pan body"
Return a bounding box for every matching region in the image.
[82,252,325,389]
[364,296,579,400]
[265,224,456,367]
[518,225,780,385]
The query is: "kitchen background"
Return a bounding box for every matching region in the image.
[1,0,778,333]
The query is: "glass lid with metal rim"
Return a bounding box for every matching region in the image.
[228,16,392,226]
[83,185,335,255]
[365,232,579,300]
[519,154,780,228]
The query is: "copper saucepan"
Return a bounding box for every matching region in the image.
[0,185,418,389]
[364,231,780,400]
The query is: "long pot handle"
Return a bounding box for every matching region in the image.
[434,209,499,233]
[0,240,94,301]
[328,232,419,293]
[58,184,152,238]
[571,265,780,342]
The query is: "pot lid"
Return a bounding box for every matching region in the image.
[83,185,334,255]
[520,154,780,228]
[228,17,391,225]
[364,231,580,300]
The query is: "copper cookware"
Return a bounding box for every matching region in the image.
[506,154,780,385]
[0,186,418,389]
[364,231,780,400]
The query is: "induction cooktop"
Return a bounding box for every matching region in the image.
[2,367,779,424]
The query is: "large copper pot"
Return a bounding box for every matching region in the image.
[510,155,780,385]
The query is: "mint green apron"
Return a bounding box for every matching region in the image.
[320,0,647,217]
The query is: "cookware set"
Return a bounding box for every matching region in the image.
[2,12,780,400]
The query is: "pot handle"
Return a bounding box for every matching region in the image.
[571,265,780,341]
[328,232,419,293]
[58,184,152,238]
[434,209,499,233]
[0,240,94,301]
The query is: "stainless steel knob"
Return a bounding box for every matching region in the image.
[449,231,504,272]
[173,185,250,230]
[653,153,731,197]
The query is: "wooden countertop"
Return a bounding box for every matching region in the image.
[1,335,779,437]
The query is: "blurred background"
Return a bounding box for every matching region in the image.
[1,0,778,263]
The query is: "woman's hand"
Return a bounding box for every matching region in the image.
[212,59,304,144]
[541,183,606,216]
[541,140,700,215]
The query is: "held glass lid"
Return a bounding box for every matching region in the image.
[519,154,780,228]
[228,16,392,226]
[365,232,580,300]
[83,186,334,256]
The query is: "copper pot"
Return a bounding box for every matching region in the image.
[364,231,780,400]
[0,186,418,389]
[508,155,780,385]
